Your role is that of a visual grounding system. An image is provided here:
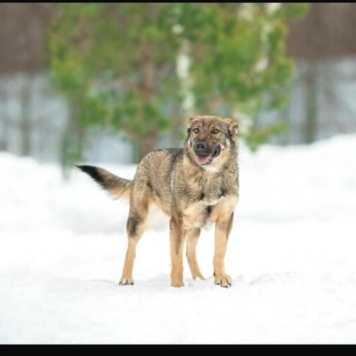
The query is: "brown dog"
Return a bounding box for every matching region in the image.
[78,115,239,287]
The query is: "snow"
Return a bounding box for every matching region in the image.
[1,134,356,344]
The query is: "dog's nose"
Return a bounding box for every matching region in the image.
[195,141,207,153]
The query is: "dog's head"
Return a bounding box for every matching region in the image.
[185,115,238,170]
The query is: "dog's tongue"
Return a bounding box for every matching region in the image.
[197,154,211,165]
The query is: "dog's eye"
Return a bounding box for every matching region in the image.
[211,129,220,134]
[193,128,200,134]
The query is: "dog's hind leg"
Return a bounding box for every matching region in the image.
[119,182,151,286]
[119,209,147,285]
[186,228,205,280]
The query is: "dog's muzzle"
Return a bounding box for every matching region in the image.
[194,141,221,166]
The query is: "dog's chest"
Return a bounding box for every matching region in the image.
[195,174,227,203]
[183,195,231,229]
[200,180,225,205]
[182,176,235,228]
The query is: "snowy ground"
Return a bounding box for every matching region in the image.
[0,134,356,344]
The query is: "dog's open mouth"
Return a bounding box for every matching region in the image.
[196,145,221,166]
[196,154,213,165]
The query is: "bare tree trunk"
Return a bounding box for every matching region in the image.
[60,110,86,179]
[136,28,160,162]
[304,62,318,144]
[0,86,8,150]
[19,76,31,156]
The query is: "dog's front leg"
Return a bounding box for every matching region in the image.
[213,212,234,288]
[186,228,205,280]
[169,214,185,287]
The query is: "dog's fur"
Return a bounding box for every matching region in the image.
[78,115,239,288]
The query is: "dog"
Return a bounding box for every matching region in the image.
[77,115,239,288]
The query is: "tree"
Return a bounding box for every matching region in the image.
[48,3,308,168]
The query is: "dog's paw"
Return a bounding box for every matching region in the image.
[119,277,134,286]
[170,280,185,288]
[214,273,232,288]
[192,273,205,281]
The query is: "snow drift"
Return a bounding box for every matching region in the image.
[0,134,355,344]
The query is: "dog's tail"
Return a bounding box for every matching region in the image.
[77,165,131,199]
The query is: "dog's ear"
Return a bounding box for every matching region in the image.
[224,118,239,142]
